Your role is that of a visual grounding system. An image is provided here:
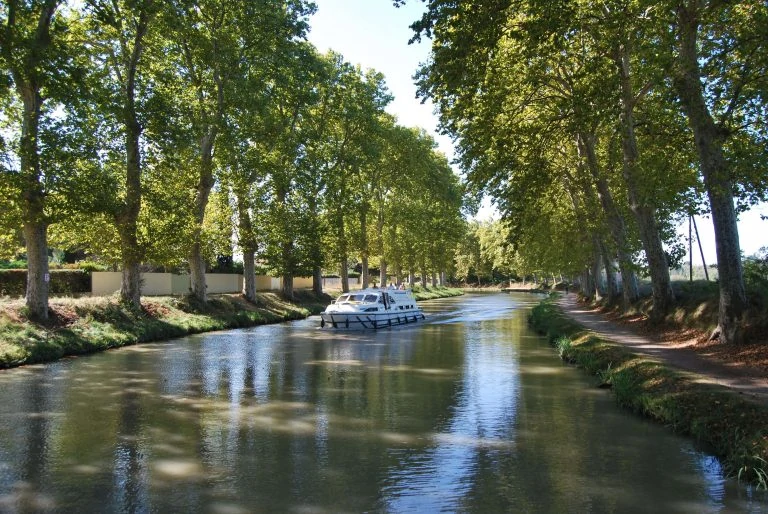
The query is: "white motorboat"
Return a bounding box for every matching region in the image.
[320,288,425,329]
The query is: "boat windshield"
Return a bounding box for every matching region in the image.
[337,295,350,303]
[364,294,378,302]
[347,294,366,302]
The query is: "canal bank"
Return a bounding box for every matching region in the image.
[0,286,462,370]
[529,296,768,488]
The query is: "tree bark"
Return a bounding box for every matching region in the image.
[579,132,639,304]
[23,221,49,320]
[19,86,49,320]
[281,272,294,299]
[376,210,387,287]
[235,188,256,302]
[582,267,594,299]
[189,131,216,304]
[312,265,323,295]
[242,250,256,302]
[6,3,59,321]
[360,207,369,288]
[591,237,604,300]
[336,206,349,293]
[615,43,675,320]
[117,6,153,308]
[599,239,619,299]
[673,2,746,343]
[187,42,224,304]
[275,184,294,299]
[379,260,388,288]
[339,258,349,293]
[118,110,143,307]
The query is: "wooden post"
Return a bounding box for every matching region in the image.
[689,216,693,282]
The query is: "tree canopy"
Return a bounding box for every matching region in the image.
[396,0,767,343]
[1,1,468,310]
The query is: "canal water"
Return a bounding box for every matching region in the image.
[0,293,766,513]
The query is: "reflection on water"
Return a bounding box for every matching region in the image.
[0,293,766,513]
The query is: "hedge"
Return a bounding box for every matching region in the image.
[0,269,91,297]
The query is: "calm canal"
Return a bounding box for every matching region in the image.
[0,293,766,513]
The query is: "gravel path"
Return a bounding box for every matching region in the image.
[557,294,768,406]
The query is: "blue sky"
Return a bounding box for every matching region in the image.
[306,0,767,263]
[307,0,453,160]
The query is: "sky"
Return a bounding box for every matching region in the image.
[307,0,454,159]
[305,0,767,264]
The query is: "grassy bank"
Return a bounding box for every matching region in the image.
[0,291,330,369]
[0,286,463,370]
[412,285,464,300]
[529,297,768,488]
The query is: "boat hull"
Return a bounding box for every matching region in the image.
[319,309,425,330]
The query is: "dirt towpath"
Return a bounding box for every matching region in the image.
[556,294,768,406]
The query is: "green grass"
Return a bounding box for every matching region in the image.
[0,291,330,369]
[411,285,464,300]
[529,296,768,488]
[0,286,461,370]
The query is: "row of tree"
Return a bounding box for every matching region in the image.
[0,1,467,319]
[398,0,768,343]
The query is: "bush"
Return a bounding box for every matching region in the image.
[76,261,109,273]
[0,259,27,270]
[0,269,91,297]
[0,270,26,296]
[50,270,91,295]
[744,249,768,309]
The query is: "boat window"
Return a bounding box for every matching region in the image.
[364,294,378,302]
[349,294,366,302]
[338,295,349,302]
[387,294,395,303]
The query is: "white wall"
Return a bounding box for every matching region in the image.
[92,272,336,296]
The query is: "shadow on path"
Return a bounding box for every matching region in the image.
[556,294,768,405]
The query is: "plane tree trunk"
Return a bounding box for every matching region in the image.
[236,188,257,302]
[19,85,50,321]
[360,206,370,289]
[5,3,60,321]
[615,42,675,320]
[579,132,639,304]
[672,2,746,343]
[115,5,154,308]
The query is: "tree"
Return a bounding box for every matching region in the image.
[161,0,313,304]
[399,0,768,343]
[0,1,62,319]
[83,0,160,307]
[667,0,767,343]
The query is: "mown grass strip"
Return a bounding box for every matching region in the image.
[529,296,768,488]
